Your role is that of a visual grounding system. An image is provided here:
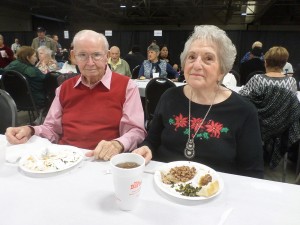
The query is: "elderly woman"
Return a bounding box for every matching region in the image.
[138,44,177,80]
[59,50,79,74]
[36,46,58,74]
[5,46,47,107]
[239,46,297,96]
[133,25,264,178]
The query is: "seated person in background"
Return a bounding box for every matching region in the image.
[239,46,297,96]
[138,44,178,80]
[108,46,131,77]
[282,61,293,75]
[240,41,264,63]
[6,30,146,161]
[123,45,146,72]
[11,38,21,58]
[133,25,264,178]
[59,49,79,74]
[36,46,58,74]
[159,44,171,64]
[0,34,14,68]
[5,46,48,108]
[239,47,266,85]
[293,63,300,90]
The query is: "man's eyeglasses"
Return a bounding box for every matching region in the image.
[75,52,106,62]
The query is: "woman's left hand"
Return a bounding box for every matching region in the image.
[132,146,152,164]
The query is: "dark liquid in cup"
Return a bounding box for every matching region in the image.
[116,162,140,169]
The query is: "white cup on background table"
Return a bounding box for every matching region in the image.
[153,72,159,78]
[0,50,7,58]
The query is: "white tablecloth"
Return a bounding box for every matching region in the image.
[1,135,300,225]
[134,79,185,97]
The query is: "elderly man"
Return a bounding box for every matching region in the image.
[31,27,57,53]
[108,46,132,77]
[6,30,146,161]
[11,38,21,56]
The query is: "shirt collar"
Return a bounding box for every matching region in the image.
[74,65,112,90]
[108,58,121,70]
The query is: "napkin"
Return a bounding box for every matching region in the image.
[3,135,52,163]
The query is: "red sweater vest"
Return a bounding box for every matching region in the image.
[58,73,129,149]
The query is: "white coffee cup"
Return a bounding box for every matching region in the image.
[0,142,7,170]
[110,153,145,211]
[153,72,159,78]
[0,50,7,58]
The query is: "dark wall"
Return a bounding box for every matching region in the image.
[1,21,300,71]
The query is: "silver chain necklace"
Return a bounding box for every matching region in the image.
[184,89,218,159]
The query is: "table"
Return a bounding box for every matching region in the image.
[1,135,300,225]
[134,79,185,97]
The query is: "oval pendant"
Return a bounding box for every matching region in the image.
[184,139,195,159]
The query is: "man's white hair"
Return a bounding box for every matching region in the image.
[72,30,109,52]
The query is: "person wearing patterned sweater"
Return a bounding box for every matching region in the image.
[133,25,264,178]
[239,46,297,96]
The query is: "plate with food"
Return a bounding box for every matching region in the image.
[19,147,84,174]
[154,161,223,200]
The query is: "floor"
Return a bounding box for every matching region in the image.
[16,111,300,185]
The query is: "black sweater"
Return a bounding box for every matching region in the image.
[142,86,264,178]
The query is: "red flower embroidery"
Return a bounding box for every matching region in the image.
[173,113,188,131]
[205,121,223,138]
[190,117,204,133]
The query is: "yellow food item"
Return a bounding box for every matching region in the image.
[197,175,219,197]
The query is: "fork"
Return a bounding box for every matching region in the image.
[42,147,50,158]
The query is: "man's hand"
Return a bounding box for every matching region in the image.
[5,126,33,145]
[85,140,124,161]
[132,146,152,164]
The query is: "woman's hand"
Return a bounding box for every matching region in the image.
[132,146,152,164]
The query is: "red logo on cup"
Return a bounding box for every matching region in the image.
[130,181,141,189]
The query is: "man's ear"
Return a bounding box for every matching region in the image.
[71,50,77,64]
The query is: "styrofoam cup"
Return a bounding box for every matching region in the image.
[110,153,145,211]
[153,72,159,78]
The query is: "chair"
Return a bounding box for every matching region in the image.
[245,85,300,182]
[245,70,264,84]
[145,78,176,129]
[131,65,141,79]
[57,73,79,85]
[229,69,240,86]
[0,89,17,134]
[1,70,43,125]
[44,71,61,104]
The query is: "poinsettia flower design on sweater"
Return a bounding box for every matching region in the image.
[169,114,229,139]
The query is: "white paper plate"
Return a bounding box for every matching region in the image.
[154,161,224,200]
[19,147,84,174]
